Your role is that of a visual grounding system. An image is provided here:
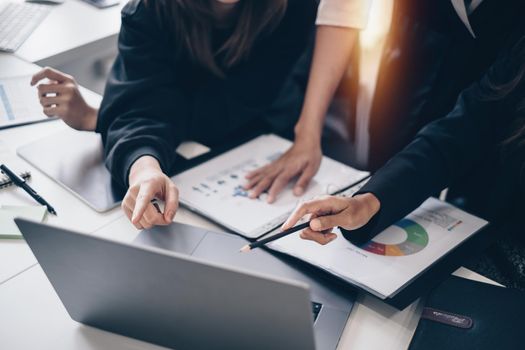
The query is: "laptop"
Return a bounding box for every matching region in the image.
[16,219,355,350]
[17,130,125,213]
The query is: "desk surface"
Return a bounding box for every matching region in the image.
[0,54,501,350]
[7,0,124,65]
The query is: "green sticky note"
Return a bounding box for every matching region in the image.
[0,205,47,239]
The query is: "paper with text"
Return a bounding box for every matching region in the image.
[173,134,370,238]
[0,76,48,129]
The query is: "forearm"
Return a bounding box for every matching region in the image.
[84,106,98,131]
[295,25,359,139]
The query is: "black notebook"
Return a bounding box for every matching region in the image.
[409,276,525,350]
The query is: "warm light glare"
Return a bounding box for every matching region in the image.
[360,0,393,50]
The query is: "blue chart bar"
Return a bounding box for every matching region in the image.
[0,84,15,121]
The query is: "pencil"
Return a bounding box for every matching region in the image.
[239,221,311,253]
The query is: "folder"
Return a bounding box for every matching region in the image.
[268,198,491,309]
[409,275,525,349]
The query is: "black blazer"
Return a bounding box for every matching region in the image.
[366,0,525,171]
[345,21,525,243]
[96,0,317,186]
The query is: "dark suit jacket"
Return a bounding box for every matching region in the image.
[367,0,525,171]
[344,20,525,244]
[96,0,316,186]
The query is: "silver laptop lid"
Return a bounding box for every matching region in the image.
[16,218,316,350]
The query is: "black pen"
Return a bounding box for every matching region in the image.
[239,221,311,253]
[0,164,57,215]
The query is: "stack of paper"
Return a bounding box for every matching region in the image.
[0,205,47,239]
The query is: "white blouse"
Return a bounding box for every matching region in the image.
[316,0,373,30]
[316,0,485,36]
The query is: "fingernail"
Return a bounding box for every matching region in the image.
[310,218,321,230]
[294,187,304,196]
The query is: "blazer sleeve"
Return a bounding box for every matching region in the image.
[96,0,190,187]
[343,41,523,243]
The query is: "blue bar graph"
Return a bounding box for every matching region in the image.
[0,84,15,121]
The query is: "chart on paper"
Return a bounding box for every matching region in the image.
[173,134,370,238]
[0,76,48,129]
[269,197,488,298]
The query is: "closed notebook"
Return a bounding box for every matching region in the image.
[409,276,525,350]
[0,205,47,239]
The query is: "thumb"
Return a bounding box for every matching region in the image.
[310,213,346,231]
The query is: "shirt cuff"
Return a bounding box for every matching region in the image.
[120,146,166,188]
[316,0,372,29]
[339,181,397,244]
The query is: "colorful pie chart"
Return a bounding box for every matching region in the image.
[360,218,429,256]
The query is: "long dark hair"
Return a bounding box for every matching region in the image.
[147,0,287,77]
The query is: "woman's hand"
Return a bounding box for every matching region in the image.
[123,156,179,230]
[244,133,322,203]
[282,193,381,245]
[31,67,98,131]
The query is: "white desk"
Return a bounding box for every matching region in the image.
[8,0,124,67]
[0,54,122,284]
[0,54,500,350]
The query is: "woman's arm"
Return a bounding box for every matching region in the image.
[97,1,190,187]
[97,1,188,229]
[244,0,372,202]
[244,25,359,202]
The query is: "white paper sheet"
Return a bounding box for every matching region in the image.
[0,205,47,239]
[269,197,488,298]
[173,134,370,238]
[0,76,49,129]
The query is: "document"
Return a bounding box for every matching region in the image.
[173,134,370,238]
[268,197,488,299]
[0,205,47,239]
[0,76,49,129]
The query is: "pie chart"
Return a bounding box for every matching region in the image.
[360,218,429,256]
